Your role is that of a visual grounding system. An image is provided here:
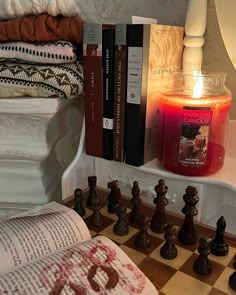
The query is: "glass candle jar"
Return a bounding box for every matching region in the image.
[157,72,232,176]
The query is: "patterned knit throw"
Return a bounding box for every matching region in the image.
[0,0,82,20]
[0,61,84,99]
[0,41,78,64]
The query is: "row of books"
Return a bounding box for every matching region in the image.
[83,23,184,166]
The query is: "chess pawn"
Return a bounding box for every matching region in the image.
[129,181,143,225]
[134,215,151,249]
[210,216,229,256]
[178,186,199,245]
[107,180,122,214]
[113,204,129,236]
[150,179,168,233]
[87,176,98,207]
[160,224,178,260]
[73,188,85,217]
[193,237,212,275]
[229,254,236,291]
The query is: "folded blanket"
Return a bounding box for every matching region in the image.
[0,14,83,45]
[0,61,83,99]
[0,0,82,20]
[0,41,78,64]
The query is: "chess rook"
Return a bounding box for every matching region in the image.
[150,179,168,233]
[178,186,199,245]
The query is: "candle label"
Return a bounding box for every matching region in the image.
[178,106,213,167]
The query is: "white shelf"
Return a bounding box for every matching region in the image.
[137,155,236,192]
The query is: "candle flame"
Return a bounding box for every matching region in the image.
[193,73,203,98]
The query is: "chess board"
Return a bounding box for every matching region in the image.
[65,189,236,295]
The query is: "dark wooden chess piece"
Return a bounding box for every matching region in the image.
[113,204,129,236]
[193,237,212,275]
[88,178,104,227]
[229,254,236,291]
[73,188,85,217]
[129,181,143,225]
[210,216,229,256]
[150,179,168,233]
[107,180,122,214]
[134,215,151,248]
[160,224,178,260]
[87,176,98,207]
[178,186,199,245]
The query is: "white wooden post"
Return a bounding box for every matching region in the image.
[183,0,207,73]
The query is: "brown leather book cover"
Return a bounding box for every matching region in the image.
[113,24,128,162]
[83,24,103,157]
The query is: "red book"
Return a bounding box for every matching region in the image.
[83,24,103,157]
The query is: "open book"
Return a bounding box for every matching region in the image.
[0,202,158,294]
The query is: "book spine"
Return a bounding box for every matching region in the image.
[125,24,146,166]
[113,24,128,162]
[83,24,103,157]
[102,25,115,160]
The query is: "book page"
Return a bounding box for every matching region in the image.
[0,235,158,295]
[0,202,91,275]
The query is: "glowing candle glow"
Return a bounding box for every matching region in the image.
[157,72,232,176]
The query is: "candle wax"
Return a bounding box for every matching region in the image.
[157,95,231,176]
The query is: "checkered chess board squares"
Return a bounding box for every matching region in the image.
[82,204,236,295]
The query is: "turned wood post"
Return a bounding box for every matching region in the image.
[182,0,207,73]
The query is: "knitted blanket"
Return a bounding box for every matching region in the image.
[0,14,83,45]
[0,0,82,20]
[0,61,83,99]
[0,41,78,64]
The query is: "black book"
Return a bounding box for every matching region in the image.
[124,24,147,166]
[102,25,115,160]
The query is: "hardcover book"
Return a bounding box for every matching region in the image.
[124,24,184,166]
[83,24,115,160]
[83,23,103,158]
[102,25,115,160]
[0,202,158,295]
[113,24,128,162]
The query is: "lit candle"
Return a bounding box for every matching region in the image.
[157,73,232,176]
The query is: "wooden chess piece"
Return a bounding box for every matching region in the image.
[229,254,236,291]
[73,188,85,217]
[178,186,199,245]
[87,176,98,207]
[113,204,129,236]
[160,224,178,260]
[210,216,229,256]
[150,179,168,233]
[134,215,151,248]
[193,237,212,275]
[88,178,104,227]
[129,181,143,225]
[107,180,122,214]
